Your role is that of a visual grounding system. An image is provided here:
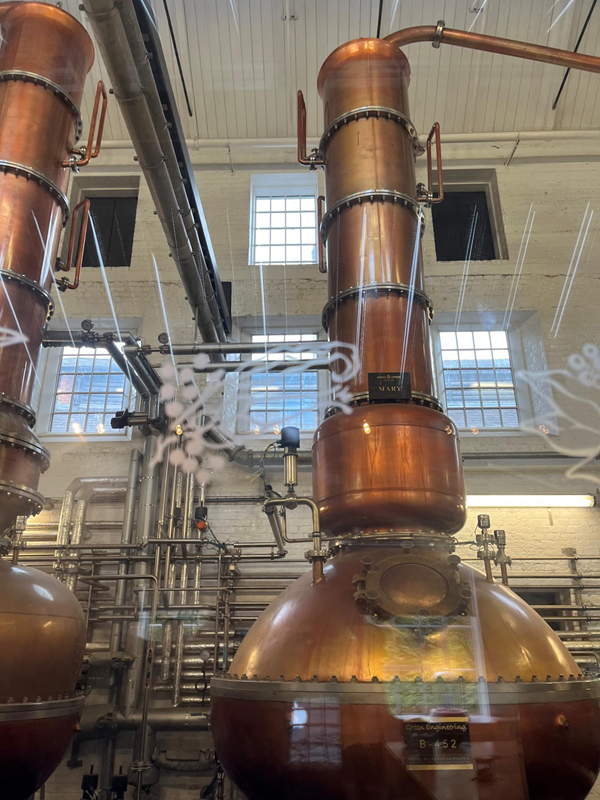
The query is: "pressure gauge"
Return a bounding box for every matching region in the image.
[158,332,170,345]
[199,648,211,663]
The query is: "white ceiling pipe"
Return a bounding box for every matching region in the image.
[100,130,600,149]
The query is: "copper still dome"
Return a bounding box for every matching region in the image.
[0,561,86,798]
[212,545,600,800]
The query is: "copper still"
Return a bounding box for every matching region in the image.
[0,3,100,796]
[211,24,600,800]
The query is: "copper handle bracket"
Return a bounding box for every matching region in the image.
[55,199,90,291]
[297,90,324,169]
[417,122,443,207]
[317,195,326,273]
[63,81,108,171]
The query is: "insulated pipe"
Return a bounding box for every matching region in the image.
[117,0,224,355]
[64,498,87,592]
[121,398,159,716]
[104,339,148,397]
[264,507,286,556]
[79,704,209,732]
[99,129,600,150]
[109,449,142,653]
[83,0,224,345]
[384,23,600,73]
[44,331,160,396]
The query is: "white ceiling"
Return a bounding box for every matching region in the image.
[58,0,600,142]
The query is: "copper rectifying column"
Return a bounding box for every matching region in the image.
[0,2,105,535]
[309,38,466,538]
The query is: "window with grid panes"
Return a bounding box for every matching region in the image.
[247,333,319,432]
[439,330,519,430]
[51,345,133,434]
[251,188,317,265]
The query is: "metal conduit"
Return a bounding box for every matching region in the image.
[82,0,225,345]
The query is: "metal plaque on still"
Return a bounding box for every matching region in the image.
[367,372,412,401]
[403,716,473,771]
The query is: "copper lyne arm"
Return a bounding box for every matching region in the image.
[385,21,600,74]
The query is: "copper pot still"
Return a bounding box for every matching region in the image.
[0,3,93,796]
[211,32,600,800]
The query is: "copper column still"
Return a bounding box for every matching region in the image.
[0,4,105,797]
[212,24,600,800]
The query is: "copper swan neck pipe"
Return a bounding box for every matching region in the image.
[385,22,600,74]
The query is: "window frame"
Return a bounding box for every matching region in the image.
[63,175,140,270]
[431,169,509,262]
[234,318,327,439]
[36,322,139,442]
[432,312,534,438]
[248,173,319,267]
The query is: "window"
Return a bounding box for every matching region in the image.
[250,174,318,265]
[50,346,133,434]
[430,169,508,262]
[432,191,495,261]
[84,196,138,268]
[438,330,519,431]
[246,333,320,432]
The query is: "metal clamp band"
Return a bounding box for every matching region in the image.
[0,433,50,467]
[0,268,54,321]
[0,479,44,513]
[433,19,445,49]
[320,106,423,156]
[0,394,36,427]
[325,390,443,418]
[0,160,69,224]
[320,189,425,243]
[0,695,83,722]
[0,71,83,142]
[211,676,600,707]
[322,281,434,330]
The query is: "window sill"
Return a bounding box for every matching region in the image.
[38,432,131,443]
[458,427,528,438]
[248,261,319,268]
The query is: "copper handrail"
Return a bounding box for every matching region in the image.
[317,195,326,272]
[64,80,108,168]
[57,198,90,290]
[426,122,443,205]
[385,23,600,74]
[297,89,324,167]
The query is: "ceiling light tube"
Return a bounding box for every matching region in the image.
[466,495,595,508]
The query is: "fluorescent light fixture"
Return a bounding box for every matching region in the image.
[467,495,595,508]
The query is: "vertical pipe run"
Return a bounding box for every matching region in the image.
[65,499,87,592]
[110,449,142,653]
[173,473,194,707]
[54,489,74,576]
[160,465,181,683]
[121,399,160,716]
[213,551,223,675]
